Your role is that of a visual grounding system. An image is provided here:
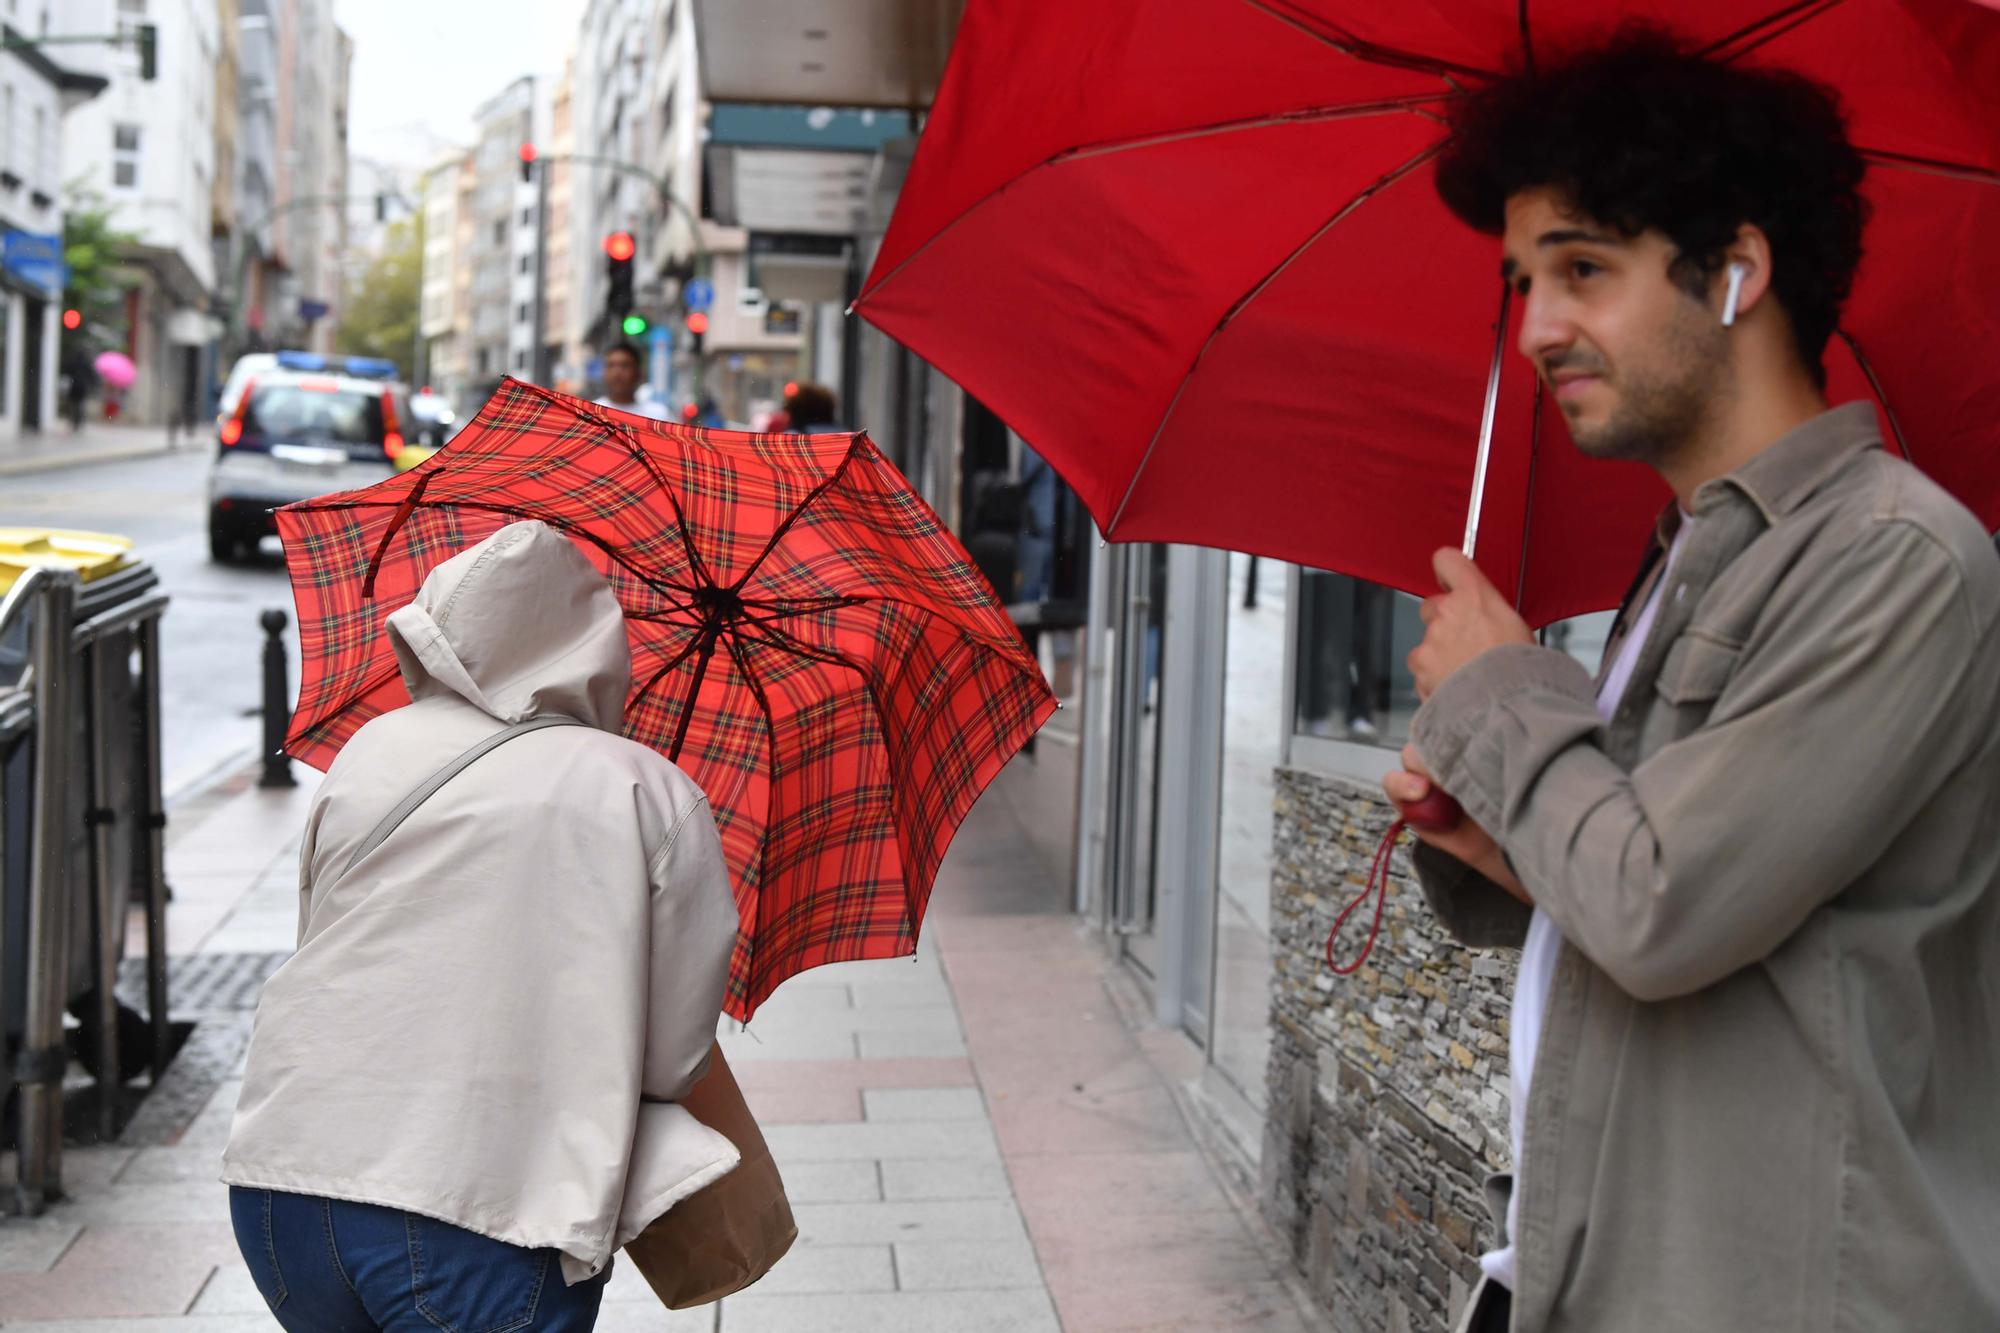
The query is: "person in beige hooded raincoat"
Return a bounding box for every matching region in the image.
[224,520,741,1332]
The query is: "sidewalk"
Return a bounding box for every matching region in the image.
[0,422,185,479]
[0,755,1324,1332]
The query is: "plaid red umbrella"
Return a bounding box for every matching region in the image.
[276,378,1055,1020]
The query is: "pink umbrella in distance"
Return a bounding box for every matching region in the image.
[93,351,136,390]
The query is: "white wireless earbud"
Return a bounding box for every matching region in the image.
[1722,262,1749,328]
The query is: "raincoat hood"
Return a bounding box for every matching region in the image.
[386,520,631,730]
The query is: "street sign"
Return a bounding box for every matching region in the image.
[682,278,715,312]
[298,299,330,322]
[2,229,67,297]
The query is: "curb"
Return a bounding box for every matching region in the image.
[0,440,179,479]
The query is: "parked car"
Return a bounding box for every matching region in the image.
[208,353,413,562]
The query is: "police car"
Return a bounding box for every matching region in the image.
[208,351,412,562]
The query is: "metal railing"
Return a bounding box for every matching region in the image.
[1,567,172,1214]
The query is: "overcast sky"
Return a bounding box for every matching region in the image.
[335,0,589,172]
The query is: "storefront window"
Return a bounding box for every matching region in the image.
[1208,554,1287,1139]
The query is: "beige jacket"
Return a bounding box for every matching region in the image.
[1412,405,2000,1332]
[224,521,742,1284]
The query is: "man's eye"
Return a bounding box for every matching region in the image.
[1570,259,1602,280]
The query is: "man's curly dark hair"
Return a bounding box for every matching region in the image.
[1434,30,1868,387]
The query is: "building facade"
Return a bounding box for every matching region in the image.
[59,0,221,427]
[1,15,105,436]
[418,150,470,403]
[464,76,534,392]
[232,0,283,350]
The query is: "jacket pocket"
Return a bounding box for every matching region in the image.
[404,1214,549,1333]
[227,1187,289,1312]
[1653,630,1742,707]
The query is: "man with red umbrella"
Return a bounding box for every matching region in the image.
[1385,34,2000,1333]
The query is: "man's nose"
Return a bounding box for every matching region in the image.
[1517,290,1572,367]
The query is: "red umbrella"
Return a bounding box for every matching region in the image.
[854,0,2000,626]
[276,379,1055,1020]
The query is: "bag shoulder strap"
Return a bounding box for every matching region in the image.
[341,715,587,877]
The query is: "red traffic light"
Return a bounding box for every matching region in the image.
[518,143,537,164]
[62,308,82,330]
[685,311,709,335]
[604,231,635,262]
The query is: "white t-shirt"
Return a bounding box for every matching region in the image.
[593,395,673,421]
[1480,517,1692,1291]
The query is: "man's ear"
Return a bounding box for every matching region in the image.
[1719,225,1775,325]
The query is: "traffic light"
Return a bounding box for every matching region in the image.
[622,314,648,337]
[518,143,536,184]
[684,310,708,356]
[62,309,82,331]
[136,23,158,81]
[604,232,635,325]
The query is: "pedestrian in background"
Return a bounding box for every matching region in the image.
[594,341,672,420]
[781,381,842,434]
[1387,34,2000,1333]
[223,521,740,1332]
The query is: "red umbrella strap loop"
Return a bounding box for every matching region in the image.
[362,469,437,600]
[1325,818,1405,976]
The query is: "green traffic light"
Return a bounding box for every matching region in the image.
[622,314,648,336]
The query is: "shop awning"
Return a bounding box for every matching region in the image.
[693,0,963,110]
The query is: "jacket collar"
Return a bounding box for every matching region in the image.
[1653,401,1882,549]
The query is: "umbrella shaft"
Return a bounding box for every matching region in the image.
[1462,285,1513,560]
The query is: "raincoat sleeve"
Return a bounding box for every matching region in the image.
[641,798,740,1102]
[1410,519,1986,1003]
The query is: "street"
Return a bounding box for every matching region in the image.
[4,448,301,801]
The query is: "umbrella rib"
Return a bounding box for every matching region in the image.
[1858,148,2000,189]
[727,444,865,593]
[852,94,1452,312]
[624,630,711,738]
[1237,1,1499,82]
[1832,330,1914,467]
[515,378,724,591]
[1054,93,1457,166]
[1105,141,1442,538]
[1697,0,1843,61]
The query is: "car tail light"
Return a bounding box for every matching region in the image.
[381,388,405,459]
[220,378,254,446]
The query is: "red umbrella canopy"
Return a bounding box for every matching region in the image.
[856,0,2000,626]
[277,379,1055,1020]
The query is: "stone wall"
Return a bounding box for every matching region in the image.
[1261,767,1516,1333]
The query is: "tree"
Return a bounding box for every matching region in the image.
[336,216,423,373]
[62,187,140,352]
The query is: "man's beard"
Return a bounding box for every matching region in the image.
[1562,314,1730,466]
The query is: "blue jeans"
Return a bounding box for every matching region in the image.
[230,1187,609,1332]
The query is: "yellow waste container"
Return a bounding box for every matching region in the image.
[0,529,134,594]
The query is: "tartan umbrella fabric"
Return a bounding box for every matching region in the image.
[276,378,1055,1020]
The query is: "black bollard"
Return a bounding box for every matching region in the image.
[259,609,298,789]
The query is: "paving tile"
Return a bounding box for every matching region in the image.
[719,1288,1060,1333]
[168,1079,243,1151]
[592,1301,719,1332]
[766,1120,998,1164]
[0,1215,84,1274]
[740,1083,863,1125]
[117,1145,226,1185]
[788,1199,1029,1246]
[0,1317,279,1332]
[188,1262,270,1314]
[771,1159,881,1204]
[1006,1150,1233,1225]
[987,1084,1192,1156]
[861,1088,987,1122]
[745,1242,895,1295]
[1052,1278,1316,1333]
[878,1157,1014,1202]
[893,1237,1043,1291]
[731,1058,976,1097]
[717,1027,858,1062]
[65,1180,234,1226]
[855,1028,967,1059]
[848,979,957,1009]
[0,1221,236,1320]
[2,1147,138,1196]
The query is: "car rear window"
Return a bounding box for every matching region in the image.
[245,383,385,446]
